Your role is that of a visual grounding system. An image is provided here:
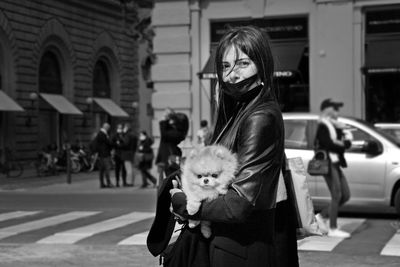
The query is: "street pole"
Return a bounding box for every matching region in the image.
[66,142,71,184]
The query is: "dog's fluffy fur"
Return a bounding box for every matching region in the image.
[181,145,237,238]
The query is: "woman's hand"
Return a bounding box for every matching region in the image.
[169,179,183,198]
[169,180,187,222]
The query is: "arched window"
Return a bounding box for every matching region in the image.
[39,51,62,94]
[93,59,111,98]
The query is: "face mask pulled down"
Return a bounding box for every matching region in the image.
[222,74,259,101]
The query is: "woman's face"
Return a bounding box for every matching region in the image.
[222,45,258,84]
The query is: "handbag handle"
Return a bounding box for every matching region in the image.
[314,150,328,160]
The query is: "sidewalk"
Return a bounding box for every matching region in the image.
[0,166,157,194]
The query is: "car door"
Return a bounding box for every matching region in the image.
[314,120,386,203]
[284,118,317,196]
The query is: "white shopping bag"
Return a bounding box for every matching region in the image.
[287,157,323,239]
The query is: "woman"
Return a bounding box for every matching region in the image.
[314,98,352,238]
[170,26,299,267]
[137,131,157,188]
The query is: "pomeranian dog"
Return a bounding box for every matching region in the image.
[181,144,238,238]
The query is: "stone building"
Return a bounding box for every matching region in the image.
[0,0,141,161]
[151,0,400,148]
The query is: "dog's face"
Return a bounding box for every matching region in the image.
[183,145,237,192]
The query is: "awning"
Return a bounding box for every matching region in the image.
[198,47,217,79]
[93,97,129,117]
[40,93,83,115]
[0,91,24,112]
[271,42,306,77]
[363,39,400,74]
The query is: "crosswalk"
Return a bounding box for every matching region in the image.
[0,210,398,257]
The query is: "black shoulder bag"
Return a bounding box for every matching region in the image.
[146,169,210,267]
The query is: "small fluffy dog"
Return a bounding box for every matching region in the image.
[181,145,238,238]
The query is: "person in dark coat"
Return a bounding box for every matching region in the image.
[111,123,126,187]
[121,123,137,186]
[169,26,299,267]
[94,122,113,188]
[137,131,157,188]
[314,98,352,238]
[155,108,189,179]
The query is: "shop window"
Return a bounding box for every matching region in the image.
[39,51,62,94]
[275,46,309,112]
[365,73,400,123]
[93,59,111,98]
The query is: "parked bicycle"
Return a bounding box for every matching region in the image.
[0,147,24,178]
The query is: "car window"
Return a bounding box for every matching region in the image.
[380,128,400,143]
[342,123,379,153]
[284,119,308,149]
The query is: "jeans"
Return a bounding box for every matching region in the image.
[114,155,126,186]
[99,156,112,187]
[124,160,134,186]
[321,163,351,228]
[140,168,157,187]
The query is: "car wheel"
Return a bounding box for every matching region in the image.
[395,188,400,216]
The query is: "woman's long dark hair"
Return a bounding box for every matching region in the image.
[210,25,276,143]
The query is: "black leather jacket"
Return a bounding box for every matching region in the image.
[173,89,285,234]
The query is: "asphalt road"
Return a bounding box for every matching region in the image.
[0,172,399,266]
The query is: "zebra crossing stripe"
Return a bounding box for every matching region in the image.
[38,211,154,244]
[118,221,183,246]
[297,218,365,251]
[0,211,41,222]
[0,211,99,240]
[380,231,400,256]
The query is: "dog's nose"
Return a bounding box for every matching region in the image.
[203,178,209,184]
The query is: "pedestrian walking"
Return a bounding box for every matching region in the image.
[112,123,126,187]
[94,122,113,188]
[137,131,157,188]
[121,123,137,187]
[314,98,352,238]
[155,108,189,179]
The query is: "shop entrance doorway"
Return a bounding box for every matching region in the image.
[366,73,400,123]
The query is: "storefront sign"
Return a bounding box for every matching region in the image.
[366,9,400,34]
[211,17,307,43]
[274,71,295,78]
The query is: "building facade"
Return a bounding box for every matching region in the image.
[151,0,400,147]
[0,0,140,161]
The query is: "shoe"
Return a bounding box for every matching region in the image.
[315,213,329,234]
[328,228,351,238]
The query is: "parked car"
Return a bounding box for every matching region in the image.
[374,123,400,143]
[283,113,400,216]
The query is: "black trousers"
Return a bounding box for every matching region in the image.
[114,155,126,186]
[98,156,112,187]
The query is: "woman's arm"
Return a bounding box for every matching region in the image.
[317,124,345,154]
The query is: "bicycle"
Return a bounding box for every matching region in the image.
[0,147,24,178]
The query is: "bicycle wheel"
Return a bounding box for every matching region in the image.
[6,161,23,178]
[71,159,81,173]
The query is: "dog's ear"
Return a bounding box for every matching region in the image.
[214,146,227,160]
